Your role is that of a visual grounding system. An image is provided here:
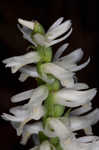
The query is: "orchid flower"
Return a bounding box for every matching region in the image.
[2,85,48,135]
[53,88,97,107]
[2,51,41,73]
[18,17,72,47]
[60,135,99,150]
[2,17,99,150]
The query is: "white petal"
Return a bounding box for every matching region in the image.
[28,85,49,105]
[21,122,43,145]
[33,33,49,47]
[58,48,84,63]
[70,109,99,132]
[46,20,71,40]
[9,106,28,117]
[17,24,37,46]
[11,89,33,103]
[53,43,69,61]
[2,52,41,73]
[40,141,54,150]
[19,66,39,82]
[48,28,72,47]
[18,18,34,30]
[47,17,64,32]
[1,113,26,122]
[72,83,89,90]
[31,105,45,120]
[54,88,97,107]
[77,136,99,143]
[18,72,29,82]
[71,57,90,72]
[42,63,74,88]
[70,103,92,115]
[44,118,71,140]
[19,66,39,78]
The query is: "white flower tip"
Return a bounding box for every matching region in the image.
[67,19,72,25]
[90,88,97,99]
[1,113,9,121]
[18,18,34,30]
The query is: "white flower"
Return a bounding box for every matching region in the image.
[53,88,97,107]
[2,51,41,73]
[60,135,99,150]
[20,122,43,145]
[18,17,72,47]
[17,46,90,89]
[19,65,39,82]
[40,62,75,87]
[69,109,99,134]
[70,102,92,115]
[30,141,56,150]
[43,109,99,140]
[44,118,72,140]
[18,18,34,30]
[2,85,49,135]
[54,46,90,72]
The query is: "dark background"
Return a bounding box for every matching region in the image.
[0,0,98,149]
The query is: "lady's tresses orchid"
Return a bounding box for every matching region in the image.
[60,135,99,150]
[43,109,99,139]
[18,45,90,88]
[2,51,41,73]
[18,17,72,47]
[53,88,97,107]
[2,17,99,150]
[20,122,43,145]
[2,85,48,135]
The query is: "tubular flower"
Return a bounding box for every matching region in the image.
[29,141,56,150]
[2,85,48,135]
[53,88,97,107]
[20,122,43,145]
[17,45,90,88]
[2,51,41,73]
[18,17,72,47]
[60,135,99,150]
[2,17,99,150]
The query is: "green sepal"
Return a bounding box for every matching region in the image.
[44,93,65,118]
[52,104,65,117]
[50,137,63,150]
[32,21,45,35]
[50,137,59,146]
[46,79,60,91]
[36,62,42,76]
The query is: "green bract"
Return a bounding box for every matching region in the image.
[33,21,45,35]
[44,93,65,118]
[36,45,52,63]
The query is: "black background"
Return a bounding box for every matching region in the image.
[0,0,98,150]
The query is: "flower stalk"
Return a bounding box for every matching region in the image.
[2,17,99,150]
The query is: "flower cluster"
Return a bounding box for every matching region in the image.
[2,17,99,150]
